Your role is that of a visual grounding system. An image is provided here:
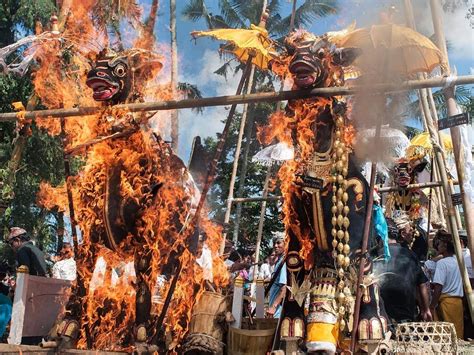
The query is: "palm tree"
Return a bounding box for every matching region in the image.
[183,0,338,35]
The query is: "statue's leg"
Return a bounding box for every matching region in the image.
[356,257,389,343]
[134,247,153,347]
[280,191,310,344]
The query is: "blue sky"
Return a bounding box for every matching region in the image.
[134,0,473,160]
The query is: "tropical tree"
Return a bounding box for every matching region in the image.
[0,0,64,267]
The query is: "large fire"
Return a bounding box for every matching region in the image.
[32,1,227,352]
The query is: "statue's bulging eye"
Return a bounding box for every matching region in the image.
[317,48,325,58]
[114,64,127,77]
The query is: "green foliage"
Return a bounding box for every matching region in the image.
[0,0,63,267]
[406,86,473,122]
[177,82,204,113]
[11,0,57,31]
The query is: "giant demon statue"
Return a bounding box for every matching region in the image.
[47,48,217,352]
[262,31,388,353]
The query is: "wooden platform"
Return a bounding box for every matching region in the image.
[0,344,128,354]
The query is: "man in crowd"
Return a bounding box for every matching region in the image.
[430,230,464,338]
[258,251,275,282]
[459,230,473,284]
[375,219,432,324]
[267,233,286,319]
[7,227,47,277]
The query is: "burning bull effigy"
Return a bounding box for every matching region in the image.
[38,48,228,352]
[6,5,230,350]
[259,30,389,353]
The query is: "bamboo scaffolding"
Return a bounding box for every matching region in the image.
[403,0,474,321]
[0,75,473,122]
[222,65,256,246]
[430,0,474,279]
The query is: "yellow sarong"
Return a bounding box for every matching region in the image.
[436,294,464,338]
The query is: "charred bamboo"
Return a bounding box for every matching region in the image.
[0,75,473,122]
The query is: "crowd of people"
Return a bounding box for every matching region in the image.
[224,219,473,341]
[372,216,471,339]
[0,227,77,339]
[223,232,287,319]
[2,218,473,343]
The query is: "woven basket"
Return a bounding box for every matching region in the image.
[394,322,457,354]
[182,291,229,354]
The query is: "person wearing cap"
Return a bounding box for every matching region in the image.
[7,227,47,277]
[267,233,286,318]
[430,230,464,338]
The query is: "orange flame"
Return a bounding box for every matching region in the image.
[33,2,228,351]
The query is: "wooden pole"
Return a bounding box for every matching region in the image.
[0,75,473,122]
[252,165,273,279]
[350,137,380,353]
[60,118,79,250]
[223,64,256,245]
[427,156,434,237]
[170,0,179,151]
[430,0,474,276]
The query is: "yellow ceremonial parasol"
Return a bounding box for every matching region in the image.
[338,24,445,75]
[410,131,453,153]
[191,24,276,70]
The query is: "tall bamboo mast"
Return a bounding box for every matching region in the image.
[170,0,179,151]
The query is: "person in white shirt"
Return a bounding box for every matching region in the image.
[459,230,473,281]
[51,243,76,281]
[258,251,276,282]
[430,230,463,338]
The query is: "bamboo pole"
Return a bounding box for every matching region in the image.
[222,5,268,248]
[170,0,179,151]
[229,181,459,203]
[430,0,474,279]
[252,165,273,277]
[426,84,463,229]
[152,58,254,338]
[60,118,79,251]
[350,142,380,353]
[403,0,451,229]
[232,76,259,243]
[223,65,256,245]
[0,75,473,122]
